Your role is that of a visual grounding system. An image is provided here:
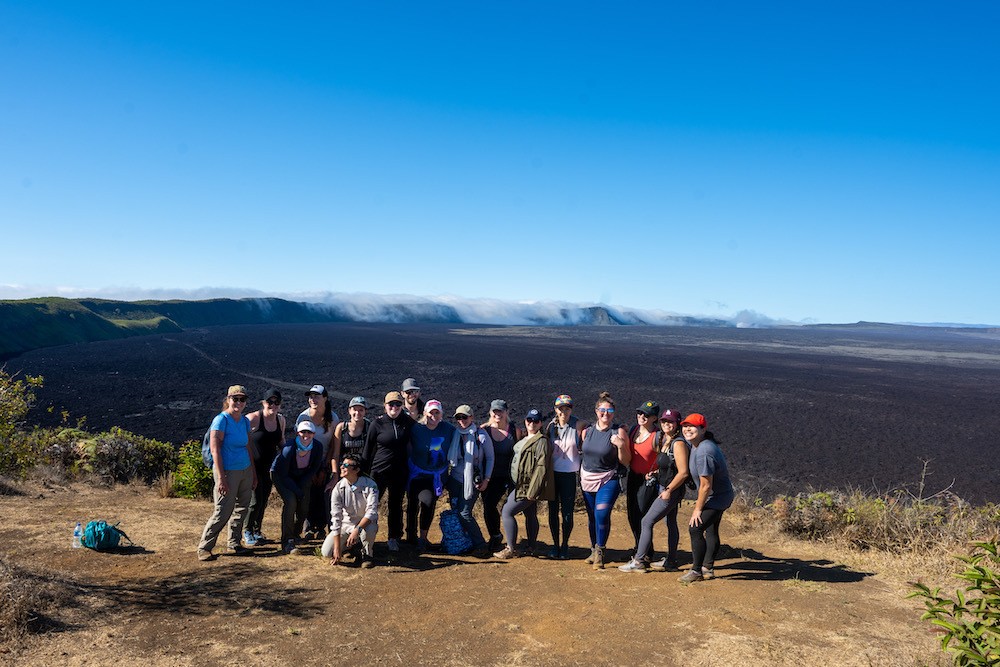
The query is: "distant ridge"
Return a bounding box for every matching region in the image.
[0,296,734,361]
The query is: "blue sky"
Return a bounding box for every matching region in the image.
[2,2,998,324]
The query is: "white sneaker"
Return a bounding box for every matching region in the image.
[387,538,400,552]
[618,558,649,573]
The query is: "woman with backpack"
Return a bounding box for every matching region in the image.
[625,400,661,559]
[243,388,286,546]
[197,384,255,562]
[446,404,494,554]
[271,420,325,554]
[493,409,554,559]
[330,396,370,476]
[678,413,734,583]
[619,408,690,573]
[579,392,631,570]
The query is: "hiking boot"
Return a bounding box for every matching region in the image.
[387,538,400,552]
[592,546,605,570]
[678,569,704,583]
[618,558,649,573]
[243,530,258,547]
[701,568,716,580]
[584,546,597,564]
[197,549,215,562]
[224,545,251,556]
[493,545,519,560]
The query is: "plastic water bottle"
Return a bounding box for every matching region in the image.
[72,522,83,549]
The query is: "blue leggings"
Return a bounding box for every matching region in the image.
[582,477,620,548]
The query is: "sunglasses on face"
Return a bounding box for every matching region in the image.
[387,401,403,408]
[526,418,541,424]
[597,407,614,414]
[455,415,471,420]
[230,396,247,403]
[266,399,281,406]
[340,462,360,469]
[404,389,419,395]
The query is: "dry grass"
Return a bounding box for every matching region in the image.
[0,555,65,648]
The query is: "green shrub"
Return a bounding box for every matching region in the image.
[171,439,213,499]
[82,427,176,485]
[909,540,1000,666]
[0,369,43,477]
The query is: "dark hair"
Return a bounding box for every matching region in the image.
[704,430,721,445]
[342,452,361,466]
[595,391,615,409]
[308,388,334,430]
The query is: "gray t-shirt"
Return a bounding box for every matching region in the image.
[689,439,734,510]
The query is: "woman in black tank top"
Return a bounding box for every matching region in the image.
[245,389,285,545]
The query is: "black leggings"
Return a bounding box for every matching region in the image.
[625,471,659,551]
[547,471,577,548]
[482,475,512,539]
[406,475,439,541]
[245,460,273,535]
[689,508,725,571]
[372,465,408,541]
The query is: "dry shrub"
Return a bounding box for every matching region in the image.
[0,555,63,647]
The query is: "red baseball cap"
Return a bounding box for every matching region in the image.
[680,413,707,428]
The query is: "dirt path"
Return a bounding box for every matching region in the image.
[1,484,945,667]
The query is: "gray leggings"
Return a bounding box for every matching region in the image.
[501,490,538,548]
[635,486,685,561]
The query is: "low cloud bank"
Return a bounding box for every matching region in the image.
[0,284,791,328]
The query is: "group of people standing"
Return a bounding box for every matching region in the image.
[196,379,734,583]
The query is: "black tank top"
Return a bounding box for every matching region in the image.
[250,412,283,469]
[340,419,370,465]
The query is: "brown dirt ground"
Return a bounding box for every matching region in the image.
[0,482,948,667]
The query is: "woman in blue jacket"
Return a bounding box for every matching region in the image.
[271,420,325,554]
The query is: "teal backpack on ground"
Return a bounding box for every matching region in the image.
[82,520,132,551]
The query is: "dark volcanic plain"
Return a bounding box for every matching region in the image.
[14,322,1000,503]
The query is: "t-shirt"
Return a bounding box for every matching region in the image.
[689,439,734,510]
[548,417,581,473]
[410,421,455,474]
[210,412,252,471]
[297,410,340,458]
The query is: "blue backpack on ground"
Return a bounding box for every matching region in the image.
[83,520,132,551]
[439,508,473,555]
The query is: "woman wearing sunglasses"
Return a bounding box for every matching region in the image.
[322,453,379,568]
[579,391,630,570]
[446,404,494,554]
[493,409,554,559]
[243,388,286,546]
[362,391,416,553]
[197,384,256,562]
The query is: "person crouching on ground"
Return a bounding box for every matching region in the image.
[322,453,379,568]
[197,384,256,562]
[494,409,554,559]
[271,420,324,554]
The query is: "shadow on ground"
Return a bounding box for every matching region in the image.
[721,547,872,583]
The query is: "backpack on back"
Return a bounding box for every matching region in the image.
[82,520,132,551]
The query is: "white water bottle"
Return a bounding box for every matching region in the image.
[72,522,83,549]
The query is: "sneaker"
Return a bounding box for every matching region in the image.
[488,534,504,551]
[650,557,680,572]
[197,549,215,562]
[416,537,430,553]
[559,545,570,560]
[254,532,267,545]
[282,539,296,555]
[701,568,716,580]
[618,558,649,573]
[584,546,597,564]
[547,546,560,559]
[493,545,519,560]
[592,546,605,570]
[678,569,704,583]
[360,554,375,569]
[243,531,258,547]
[387,538,400,552]
[224,545,251,556]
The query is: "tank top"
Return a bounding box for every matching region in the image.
[339,419,370,464]
[629,427,658,475]
[581,425,618,474]
[488,425,516,482]
[656,436,690,487]
[250,411,283,469]
[548,417,581,473]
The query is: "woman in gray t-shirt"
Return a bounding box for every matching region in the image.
[679,412,733,583]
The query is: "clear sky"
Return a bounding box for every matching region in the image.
[2,2,998,325]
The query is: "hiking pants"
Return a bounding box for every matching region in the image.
[321,522,377,558]
[277,485,311,545]
[198,466,253,551]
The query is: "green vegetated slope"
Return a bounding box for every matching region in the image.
[0,297,346,361]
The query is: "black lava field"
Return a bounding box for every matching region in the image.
[14,322,1000,504]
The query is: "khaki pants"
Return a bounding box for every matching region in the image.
[321,522,377,558]
[198,466,253,551]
